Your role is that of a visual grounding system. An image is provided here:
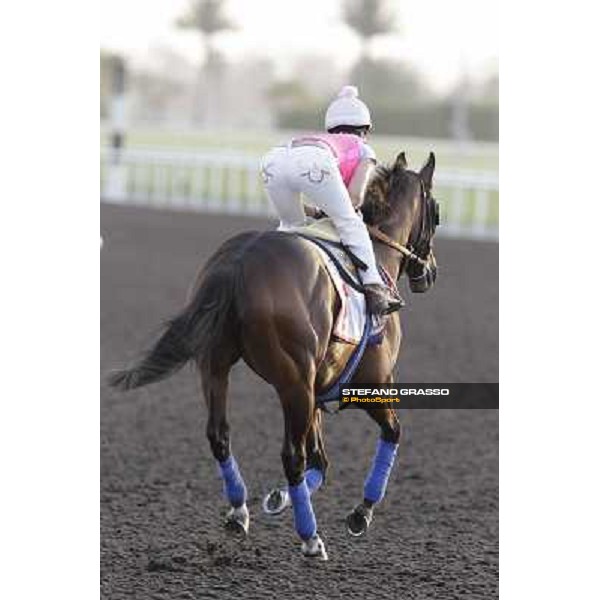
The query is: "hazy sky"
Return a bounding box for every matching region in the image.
[100,0,498,92]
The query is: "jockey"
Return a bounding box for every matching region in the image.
[260,85,401,316]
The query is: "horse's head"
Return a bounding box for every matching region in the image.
[362,151,440,293]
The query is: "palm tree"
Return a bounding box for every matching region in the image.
[342,0,397,89]
[343,0,395,42]
[176,0,236,125]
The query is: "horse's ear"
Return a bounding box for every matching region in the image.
[394,152,408,169]
[420,152,435,192]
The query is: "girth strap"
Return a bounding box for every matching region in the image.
[315,316,373,412]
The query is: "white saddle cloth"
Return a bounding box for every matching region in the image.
[315,246,366,345]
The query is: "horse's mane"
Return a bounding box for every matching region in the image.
[362,163,414,226]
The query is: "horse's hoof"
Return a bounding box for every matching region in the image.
[262,488,291,516]
[346,504,373,537]
[301,534,328,561]
[224,504,249,536]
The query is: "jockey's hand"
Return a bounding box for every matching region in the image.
[304,205,327,219]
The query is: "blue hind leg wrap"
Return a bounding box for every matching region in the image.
[305,467,324,494]
[364,439,398,504]
[218,455,247,508]
[288,479,317,540]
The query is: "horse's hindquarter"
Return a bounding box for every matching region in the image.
[236,233,337,388]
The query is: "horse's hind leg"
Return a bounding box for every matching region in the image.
[262,408,329,515]
[306,409,329,491]
[200,361,249,535]
[346,407,401,537]
[279,383,328,560]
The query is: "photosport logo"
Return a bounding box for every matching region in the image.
[338,384,499,409]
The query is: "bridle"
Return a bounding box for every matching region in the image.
[367,177,440,276]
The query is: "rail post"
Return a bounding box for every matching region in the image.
[105,57,127,201]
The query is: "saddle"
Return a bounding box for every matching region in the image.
[291,217,400,301]
[294,219,365,293]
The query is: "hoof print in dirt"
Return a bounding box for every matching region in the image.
[212,555,233,567]
[146,557,185,573]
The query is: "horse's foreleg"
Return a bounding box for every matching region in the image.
[363,407,401,505]
[347,407,401,537]
[201,367,249,535]
[279,385,328,560]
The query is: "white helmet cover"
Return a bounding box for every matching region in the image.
[325,85,372,130]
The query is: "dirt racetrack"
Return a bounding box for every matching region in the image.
[101,204,498,600]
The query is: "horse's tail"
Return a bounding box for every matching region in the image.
[108,260,241,391]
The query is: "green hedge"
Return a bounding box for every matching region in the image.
[276,101,498,142]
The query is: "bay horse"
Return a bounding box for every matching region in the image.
[109,151,440,561]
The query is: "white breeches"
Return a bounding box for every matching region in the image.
[260,145,383,286]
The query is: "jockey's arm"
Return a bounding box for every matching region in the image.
[348,159,376,209]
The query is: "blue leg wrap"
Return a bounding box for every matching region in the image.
[305,467,324,495]
[218,455,247,508]
[288,479,317,540]
[364,439,398,504]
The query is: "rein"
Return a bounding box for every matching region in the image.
[367,225,428,267]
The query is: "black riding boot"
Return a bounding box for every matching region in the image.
[364,283,404,316]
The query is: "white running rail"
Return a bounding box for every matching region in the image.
[101,146,498,241]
